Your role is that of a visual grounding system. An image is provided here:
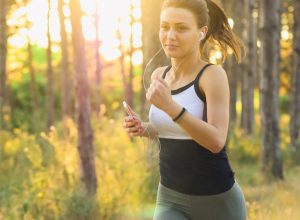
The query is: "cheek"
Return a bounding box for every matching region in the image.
[184,34,198,46]
[159,31,165,41]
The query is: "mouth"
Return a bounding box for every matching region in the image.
[165,44,179,49]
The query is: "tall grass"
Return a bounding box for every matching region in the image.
[0,108,299,219]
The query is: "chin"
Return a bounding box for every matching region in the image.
[163,50,183,59]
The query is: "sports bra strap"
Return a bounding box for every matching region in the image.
[162,64,212,80]
[161,63,213,103]
[194,63,213,102]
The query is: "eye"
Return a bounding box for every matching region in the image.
[177,26,188,31]
[160,25,169,30]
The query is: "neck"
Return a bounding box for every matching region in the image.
[171,52,203,79]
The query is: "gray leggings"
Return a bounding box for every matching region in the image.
[153,182,246,220]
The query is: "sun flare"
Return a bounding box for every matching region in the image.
[8,0,142,65]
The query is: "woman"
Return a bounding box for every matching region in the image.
[122,0,246,219]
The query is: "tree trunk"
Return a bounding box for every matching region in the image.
[27,40,38,122]
[0,0,7,130]
[259,0,283,180]
[46,0,54,129]
[117,24,128,107]
[126,4,134,109]
[24,0,38,130]
[290,0,300,152]
[94,0,102,115]
[140,0,169,119]
[234,0,249,132]
[70,0,97,195]
[221,0,239,125]
[58,0,72,120]
[241,0,256,134]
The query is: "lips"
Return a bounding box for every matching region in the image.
[165,44,179,49]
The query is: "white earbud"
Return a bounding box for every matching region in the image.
[199,32,205,41]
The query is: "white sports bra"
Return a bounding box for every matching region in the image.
[149,64,212,139]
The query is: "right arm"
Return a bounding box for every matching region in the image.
[122,67,166,138]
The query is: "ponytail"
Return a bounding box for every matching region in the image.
[201,0,244,63]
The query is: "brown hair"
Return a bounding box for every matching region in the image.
[161,0,244,63]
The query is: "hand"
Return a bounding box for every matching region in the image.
[146,74,174,112]
[122,103,145,137]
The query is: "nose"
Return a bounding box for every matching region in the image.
[167,29,177,40]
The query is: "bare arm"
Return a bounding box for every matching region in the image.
[123,67,166,138]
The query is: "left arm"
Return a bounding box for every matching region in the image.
[146,65,230,154]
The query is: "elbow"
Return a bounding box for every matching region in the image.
[210,138,226,154]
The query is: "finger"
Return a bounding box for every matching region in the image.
[156,75,169,88]
[126,126,139,133]
[123,121,136,128]
[146,90,152,101]
[124,115,138,122]
[129,130,142,136]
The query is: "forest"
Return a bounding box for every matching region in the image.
[0,0,300,219]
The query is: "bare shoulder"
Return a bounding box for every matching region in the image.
[205,64,227,80]
[199,64,229,95]
[150,66,170,82]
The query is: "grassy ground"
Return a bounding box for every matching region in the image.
[119,162,300,220]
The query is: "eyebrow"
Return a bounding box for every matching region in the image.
[160,21,189,25]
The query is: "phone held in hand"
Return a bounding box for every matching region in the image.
[123,101,132,117]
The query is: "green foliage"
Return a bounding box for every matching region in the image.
[8,71,62,132]
[227,125,261,163]
[0,113,152,219]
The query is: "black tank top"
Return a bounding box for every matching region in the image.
[156,64,235,195]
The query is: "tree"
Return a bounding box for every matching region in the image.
[24,0,38,129]
[46,0,54,129]
[221,0,241,125]
[0,0,8,130]
[126,3,135,109]
[58,0,73,120]
[141,0,169,118]
[290,0,300,154]
[258,0,283,179]
[241,0,256,134]
[70,0,97,194]
[93,0,102,114]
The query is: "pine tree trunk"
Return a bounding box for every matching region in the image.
[259,0,283,180]
[221,0,239,125]
[24,0,38,129]
[117,26,127,107]
[242,0,256,134]
[70,0,97,194]
[46,0,54,129]
[290,0,300,152]
[27,40,38,122]
[0,0,7,130]
[94,0,102,114]
[58,0,72,120]
[127,4,134,109]
[236,0,250,132]
[140,0,169,119]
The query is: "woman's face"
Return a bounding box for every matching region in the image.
[159,7,200,58]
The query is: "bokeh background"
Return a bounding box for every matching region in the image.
[0,0,300,219]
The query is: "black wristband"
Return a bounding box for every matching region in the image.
[172,107,186,122]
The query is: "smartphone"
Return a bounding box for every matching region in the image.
[123,101,132,117]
